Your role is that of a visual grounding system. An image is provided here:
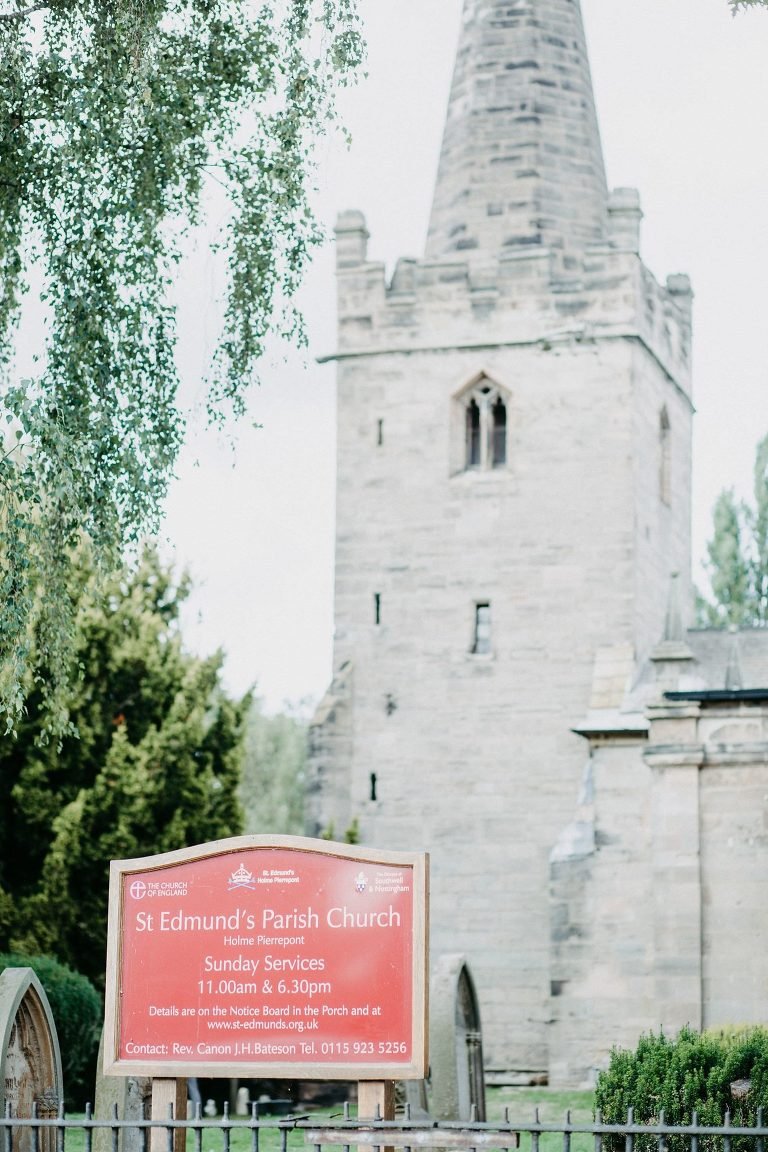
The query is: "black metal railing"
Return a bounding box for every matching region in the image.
[4,1103,768,1152]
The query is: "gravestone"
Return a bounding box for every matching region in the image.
[0,967,63,1152]
[428,955,485,1121]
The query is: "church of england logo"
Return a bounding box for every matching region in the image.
[228,862,256,890]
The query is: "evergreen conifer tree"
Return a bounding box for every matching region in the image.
[0,547,247,986]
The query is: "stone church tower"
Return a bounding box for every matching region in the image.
[309,0,694,1080]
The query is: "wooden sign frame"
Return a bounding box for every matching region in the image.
[104,835,428,1081]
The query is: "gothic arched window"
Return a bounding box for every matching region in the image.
[459,380,508,471]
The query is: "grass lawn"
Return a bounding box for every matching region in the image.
[488,1085,595,1121]
[487,1087,596,1152]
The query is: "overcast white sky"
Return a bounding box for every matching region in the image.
[162,0,768,713]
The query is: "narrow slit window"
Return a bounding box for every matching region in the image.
[374,592,381,625]
[472,602,492,655]
[377,418,383,446]
[370,773,377,802]
[659,408,671,505]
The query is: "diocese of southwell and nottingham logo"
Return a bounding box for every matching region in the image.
[354,870,368,893]
[228,862,256,890]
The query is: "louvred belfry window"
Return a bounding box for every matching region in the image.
[461,381,508,471]
[466,399,481,467]
[492,396,506,466]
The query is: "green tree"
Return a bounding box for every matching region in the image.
[239,698,307,835]
[698,434,768,627]
[0,546,247,986]
[0,0,362,734]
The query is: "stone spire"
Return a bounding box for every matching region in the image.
[426,0,609,264]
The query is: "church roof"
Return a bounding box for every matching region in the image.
[680,628,768,694]
[425,0,609,265]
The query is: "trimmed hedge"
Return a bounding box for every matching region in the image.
[0,952,101,1108]
[595,1027,768,1151]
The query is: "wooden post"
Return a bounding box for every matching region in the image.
[358,1078,394,1120]
[150,1078,187,1152]
[358,1081,394,1152]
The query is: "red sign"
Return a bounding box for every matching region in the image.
[104,837,428,1079]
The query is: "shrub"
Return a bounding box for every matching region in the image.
[595,1027,768,1152]
[0,952,102,1109]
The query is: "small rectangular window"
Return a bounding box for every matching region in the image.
[377,418,383,446]
[374,593,381,626]
[472,602,491,654]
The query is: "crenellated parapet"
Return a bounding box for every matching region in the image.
[330,195,692,401]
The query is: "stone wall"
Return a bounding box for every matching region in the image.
[548,741,656,1086]
[549,685,768,1084]
[700,706,768,1028]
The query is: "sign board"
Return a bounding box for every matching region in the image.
[104,836,428,1080]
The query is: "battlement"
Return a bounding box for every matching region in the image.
[331,194,692,396]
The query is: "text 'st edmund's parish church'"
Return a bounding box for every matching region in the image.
[308,0,768,1085]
